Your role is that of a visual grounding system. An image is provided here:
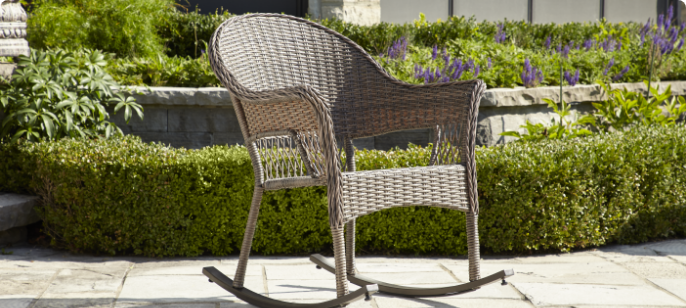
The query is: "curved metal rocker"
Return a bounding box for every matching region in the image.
[203,266,378,308]
[310,254,514,297]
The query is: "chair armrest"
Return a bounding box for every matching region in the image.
[228,84,346,227]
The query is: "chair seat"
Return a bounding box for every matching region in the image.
[341,165,469,222]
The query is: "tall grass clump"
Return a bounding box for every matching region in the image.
[27,0,175,58]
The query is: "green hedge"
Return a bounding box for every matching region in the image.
[1,124,685,256]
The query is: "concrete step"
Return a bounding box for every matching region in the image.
[0,192,40,245]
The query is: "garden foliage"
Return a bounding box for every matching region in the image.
[27,0,175,58]
[503,81,686,140]
[0,49,143,142]
[1,124,685,256]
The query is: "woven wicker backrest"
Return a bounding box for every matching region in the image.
[214,14,364,99]
[212,14,477,143]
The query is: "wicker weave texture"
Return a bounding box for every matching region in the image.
[213,14,478,141]
[341,165,469,222]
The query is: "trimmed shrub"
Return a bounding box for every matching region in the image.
[27,0,175,58]
[1,124,685,256]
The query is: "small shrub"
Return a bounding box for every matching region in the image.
[27,0,174,58]
[0,49,143,142]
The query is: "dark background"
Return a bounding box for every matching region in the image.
[177,0,309,17]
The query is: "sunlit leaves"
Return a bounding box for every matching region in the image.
[0,49,144,142]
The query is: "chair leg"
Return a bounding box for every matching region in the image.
[466,211,481,282]
[331,225,349,298]
[233,186,264,289]
[345,219,356,275]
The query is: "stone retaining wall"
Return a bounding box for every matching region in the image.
[106,81,686,149]
[2,81,685,149]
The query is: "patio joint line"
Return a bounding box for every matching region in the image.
[591,250,686,305]
[438,262,463,283]
[262,264,270,297]
[27,268,61,308]
[505,282,538,308]
[110,261,134,308]
[369,297,380,308]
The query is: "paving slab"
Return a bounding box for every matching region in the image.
[645,240,686,256]
[452,283,523,300]
[32,293,115,308]
[117,302,219,308]
[129,262,262,277]
[622,262,686,279]
[0,268,56,296]
[512,252,605,264]
[118,274,262,303]
[0,296,34,308]
[649,279,686,302]
[355,262,444,273]
[267,279,360,301]
[513,282,686,307]
[444,260,644,285]
[265,264,336,280]
[374,296,533,308]
[355,270,458,285]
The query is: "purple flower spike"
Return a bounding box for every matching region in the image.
[451,59,465,80]
[414,64,424,79]
[495,23,507,43]
[681,22,686,33]
[583,39,593,51]
[612,65,630,82]
[467,59,475,71]
[677,38,685,52]
[545,36,551,49]
[432,45,438,60]
[521,59,542,88]
[385,37,408,61]
[564,69,580,86]
[474,65,480,78]
[603,57,615,76]
[670,27,679,43]
[642,19,651,35]
[557,43,562,53]
[658,14,665,33]
[562,44,571,58]
[666,6,673,28]
[487,57,492,69]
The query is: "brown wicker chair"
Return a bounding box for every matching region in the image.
[202,13,513,308]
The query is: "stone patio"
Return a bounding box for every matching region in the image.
[1,239,685,308]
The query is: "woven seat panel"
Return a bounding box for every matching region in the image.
[341,165,468,222]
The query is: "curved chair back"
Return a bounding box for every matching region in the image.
[211,14,379,99]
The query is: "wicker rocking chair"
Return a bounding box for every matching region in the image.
[202,14,514,308]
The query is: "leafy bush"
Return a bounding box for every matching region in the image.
[1,124,685,256]
[27,0,174,58]
[0,49,143,142]
[157,8,233,59]
[503,81,686,140]
[106,53,219,87]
